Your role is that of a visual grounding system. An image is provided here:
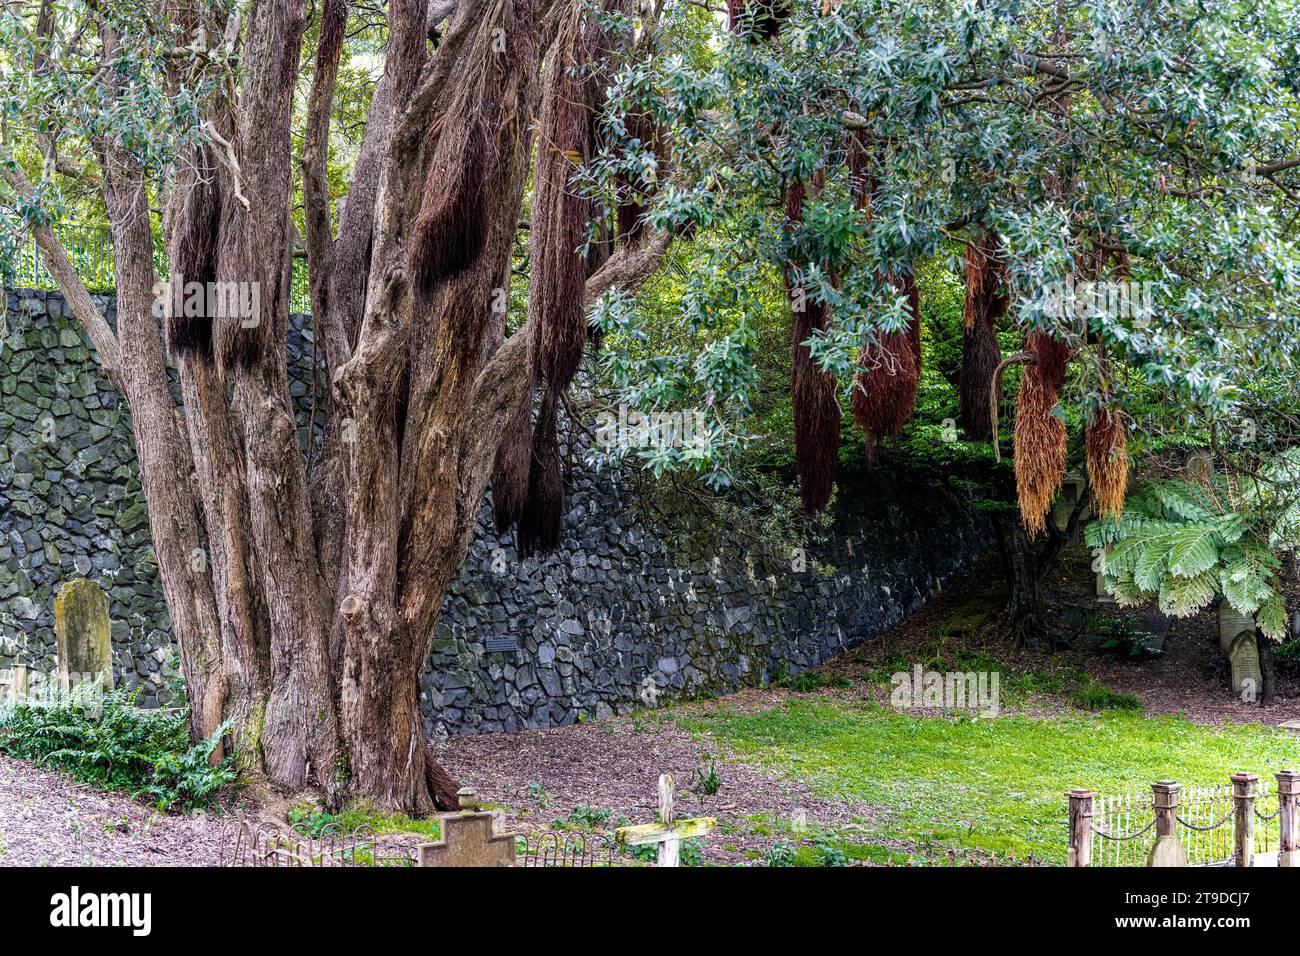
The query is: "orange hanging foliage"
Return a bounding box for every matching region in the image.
[1014,333,1070,537]
[1086,405,1129,518]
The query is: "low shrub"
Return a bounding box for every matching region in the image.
[0,688,234,811]
[1069,680,1141,712]
[1086,615,1162,660]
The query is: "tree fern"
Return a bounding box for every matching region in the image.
[1092,468,1295,641]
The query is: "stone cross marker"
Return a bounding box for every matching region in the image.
[615,773,717,867]
[417,789,517,867]
[54,578,113,694]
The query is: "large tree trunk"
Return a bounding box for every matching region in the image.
[992,511,1049,650]
[20,0,672,815]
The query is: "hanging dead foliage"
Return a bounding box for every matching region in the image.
[901,271,921,368]
[1014,332,1070,537]
[727,0,791,39]
[517,390,564,557]
[409,115,492,296]
[492,363,538,534]
[784,176,840,515]
[166,145,223,361]
[532,3,597,389]
[503,0,610,553]
[791,291,840,515]
[851,273,921,451]
[958,232,1007,440]
[1086,404,1129,519]
[410,1,537,297]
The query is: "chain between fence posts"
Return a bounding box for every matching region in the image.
[1068,788,1093,867]
[1278,770,1299,868]
[1231,772,1257,868]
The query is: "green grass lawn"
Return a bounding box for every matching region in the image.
[680,698,1299,864]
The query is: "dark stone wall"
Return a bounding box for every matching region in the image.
[427,463,993,735]
[1,290,994,730]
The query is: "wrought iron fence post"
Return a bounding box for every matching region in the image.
[1231,772,1258,868]
[1278,770,1299,868]
[1067,788,1093,867]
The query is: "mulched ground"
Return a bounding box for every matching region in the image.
[0,753,226,866]
[433,708,877,866]
[2,541,1295,866]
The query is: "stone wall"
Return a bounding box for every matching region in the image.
[1,289,994,730]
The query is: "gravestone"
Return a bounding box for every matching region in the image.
[1094,548,1115,604]
[417,789,517,867]
[54,578,113,694]
[1218,604,1255,653]
[1227,633,1262,698]
[1132,612,1170,655]
[1146,834,1188,867]
[1051,474,1088,544]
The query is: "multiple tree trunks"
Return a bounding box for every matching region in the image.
[29,2,668,814]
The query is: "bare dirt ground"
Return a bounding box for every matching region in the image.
[0,753,225,866]
[433,707,878,865]
[436,545,1300,864]
[2,542,1295,866]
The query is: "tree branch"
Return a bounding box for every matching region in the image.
[0,155,123,389]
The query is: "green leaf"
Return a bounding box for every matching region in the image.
[1165,525,1223,578]
[1158,570,1218,618]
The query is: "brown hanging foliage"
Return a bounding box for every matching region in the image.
[166,146,223,361]
[499,0,611,552]
[958,231,1007,440]
[1014,332,1071,537]
[727,0,791,39]
[851,272,921,450]
[492,362,537,534]
[517,389,565,557]
[409,115,492,297]
[784,176,840,515]
[533,6,598,390]
[1086,405,1129,519]
[410,2,537,297]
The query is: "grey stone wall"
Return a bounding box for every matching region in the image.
[2,289,994,731]
[428,464,992,735]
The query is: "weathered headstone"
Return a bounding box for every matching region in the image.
[1146,835,1189,867]
[1094,548,1115,604]
[1051,473,1088,544]
[1227,633,1262,699]
[54,578,113,694]
[417,788,517,867]
[0,663,28,703]
[1218,604,1255,653]
[1131,612,1170,655]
